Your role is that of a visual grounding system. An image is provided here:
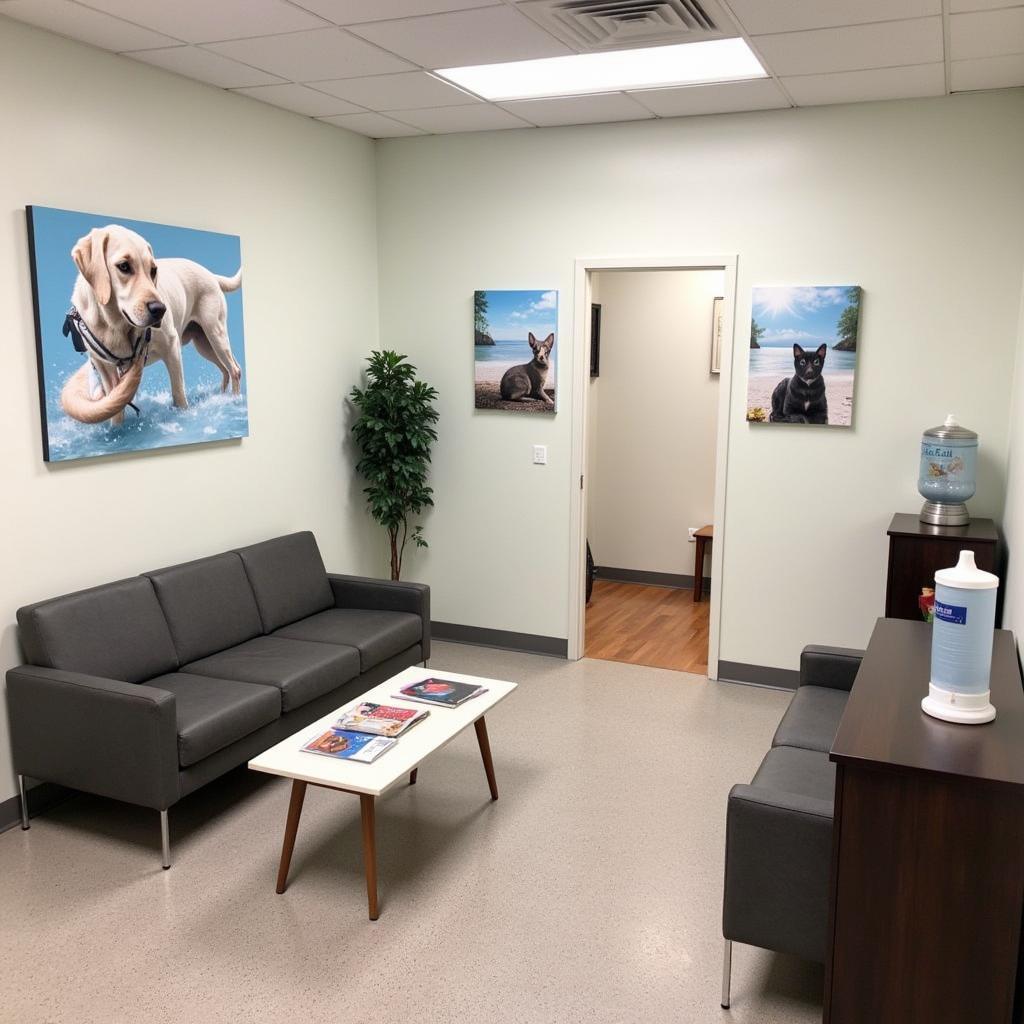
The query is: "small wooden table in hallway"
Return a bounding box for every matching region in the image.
[693,525,713,602]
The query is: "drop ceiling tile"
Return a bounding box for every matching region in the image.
[782,63,946,105]
[233,83,364,116]
[348,6,571,69]
[951,0,1024,11]
[951,52,1024,89]
[729,0,940,36]
[950,8,1024,60]
[387,103,533,133]
[125,45,285,88]
[206,28,414,81]
[1,0,179,51]
[312,71,478,110]
[502,92,654,126]
[80,0,326,44]
[629,78,790,117]
[753,18,944,77]
[318,111,427,136]
[292,0,501,25]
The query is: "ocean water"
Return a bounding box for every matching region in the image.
[45,367,248,462]
[749,346,856,377]
[475,339,557,380]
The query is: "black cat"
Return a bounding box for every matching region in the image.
[769,343,828,424]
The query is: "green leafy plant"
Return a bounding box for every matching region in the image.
[350,351,439,580]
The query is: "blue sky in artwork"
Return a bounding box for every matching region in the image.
[751,285,857,348]
[479,289,557,341]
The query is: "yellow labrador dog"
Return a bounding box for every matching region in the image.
[61,224,242,425]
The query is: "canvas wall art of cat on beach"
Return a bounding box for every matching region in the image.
[746,285,861,428]
[474,289,557,413]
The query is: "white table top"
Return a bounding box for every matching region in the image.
[248,666,517,797]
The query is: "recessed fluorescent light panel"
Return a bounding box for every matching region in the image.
[436,39,766,102]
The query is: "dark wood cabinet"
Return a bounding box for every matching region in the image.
[824,618,1024,1024]
[885,513,999,621]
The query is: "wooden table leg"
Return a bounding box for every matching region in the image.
[409,768,418,786]
[694,536,706,603]
[475,716,499,801]
[275,780,307,894]
[359,794,379,921]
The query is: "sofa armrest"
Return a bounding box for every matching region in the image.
[327,574,430,661]
[799,645,864,692]
[7,666,180,811]
[723,783,834,963]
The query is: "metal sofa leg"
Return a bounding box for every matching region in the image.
[18,775,30,830]
[721,939,732,1008]
[160,810,171,870]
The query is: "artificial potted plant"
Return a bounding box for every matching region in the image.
[350,350,439,580]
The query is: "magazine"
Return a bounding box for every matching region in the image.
[395,677,488,708]
[335,702,429,738]
[301,728,396,763]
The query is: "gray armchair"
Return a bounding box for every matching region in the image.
[721,645,863,1008]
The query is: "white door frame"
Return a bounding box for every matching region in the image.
[567,254,739,679]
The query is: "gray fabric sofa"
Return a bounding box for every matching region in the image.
[7,531,429,867]
[721,644,864,1008]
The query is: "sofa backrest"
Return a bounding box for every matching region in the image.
[16,577,179,683]
[145,552,263,665]
[235,532,334,633]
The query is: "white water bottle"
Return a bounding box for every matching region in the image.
[922,550,998,725]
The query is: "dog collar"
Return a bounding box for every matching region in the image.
[62,305,151,371]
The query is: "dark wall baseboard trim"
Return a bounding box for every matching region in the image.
[0,780,74,835]
[596,566,710,590]
[717,660,799,691]
[431,621,568,658]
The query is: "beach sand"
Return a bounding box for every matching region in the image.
[474,357,556,412]
[475,380,556,412]
[746,373,853,426]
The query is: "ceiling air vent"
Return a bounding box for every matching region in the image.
[518,0,737,52]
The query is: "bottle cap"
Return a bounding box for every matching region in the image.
[935,550,999,590]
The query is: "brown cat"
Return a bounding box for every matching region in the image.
[499,332,554,404]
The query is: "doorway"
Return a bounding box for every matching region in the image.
[567,256,738,679]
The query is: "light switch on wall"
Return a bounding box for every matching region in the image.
[533,445,548,465]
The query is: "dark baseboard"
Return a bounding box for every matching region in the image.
[431,621,568,658]
[717,660,799,690]
[595,566,710,590]
[0,780,75,834]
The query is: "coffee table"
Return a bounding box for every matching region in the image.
[248,666,517,919]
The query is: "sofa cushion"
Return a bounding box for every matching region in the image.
[751,745,836,805]
[182,636,361,713]
[772,685,849,754]
[145,553,263,665]
[235,532,334,634]
[16,578,178,683]
[273,608,422,672]
[148,673,280,767]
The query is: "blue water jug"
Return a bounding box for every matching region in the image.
[922,550,998,724]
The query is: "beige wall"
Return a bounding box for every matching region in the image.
[375,91,1024,662]
[588,269,722,576]
[1000,273,1024,653]
[0,19,381,805]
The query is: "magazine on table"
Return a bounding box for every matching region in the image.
[394,677,488,708]
[335,702,429,738]
[301,728,396,763]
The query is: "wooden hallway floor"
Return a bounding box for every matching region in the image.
[584,579,710,674]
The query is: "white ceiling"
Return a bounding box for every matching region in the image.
[0,0,1021,137]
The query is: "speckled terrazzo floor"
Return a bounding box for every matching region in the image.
[0,643,823,1024]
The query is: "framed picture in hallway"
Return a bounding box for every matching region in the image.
[746,285,861,427]
[474,289,557,413]
[710,295,724,374]
[26,204,248,462]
